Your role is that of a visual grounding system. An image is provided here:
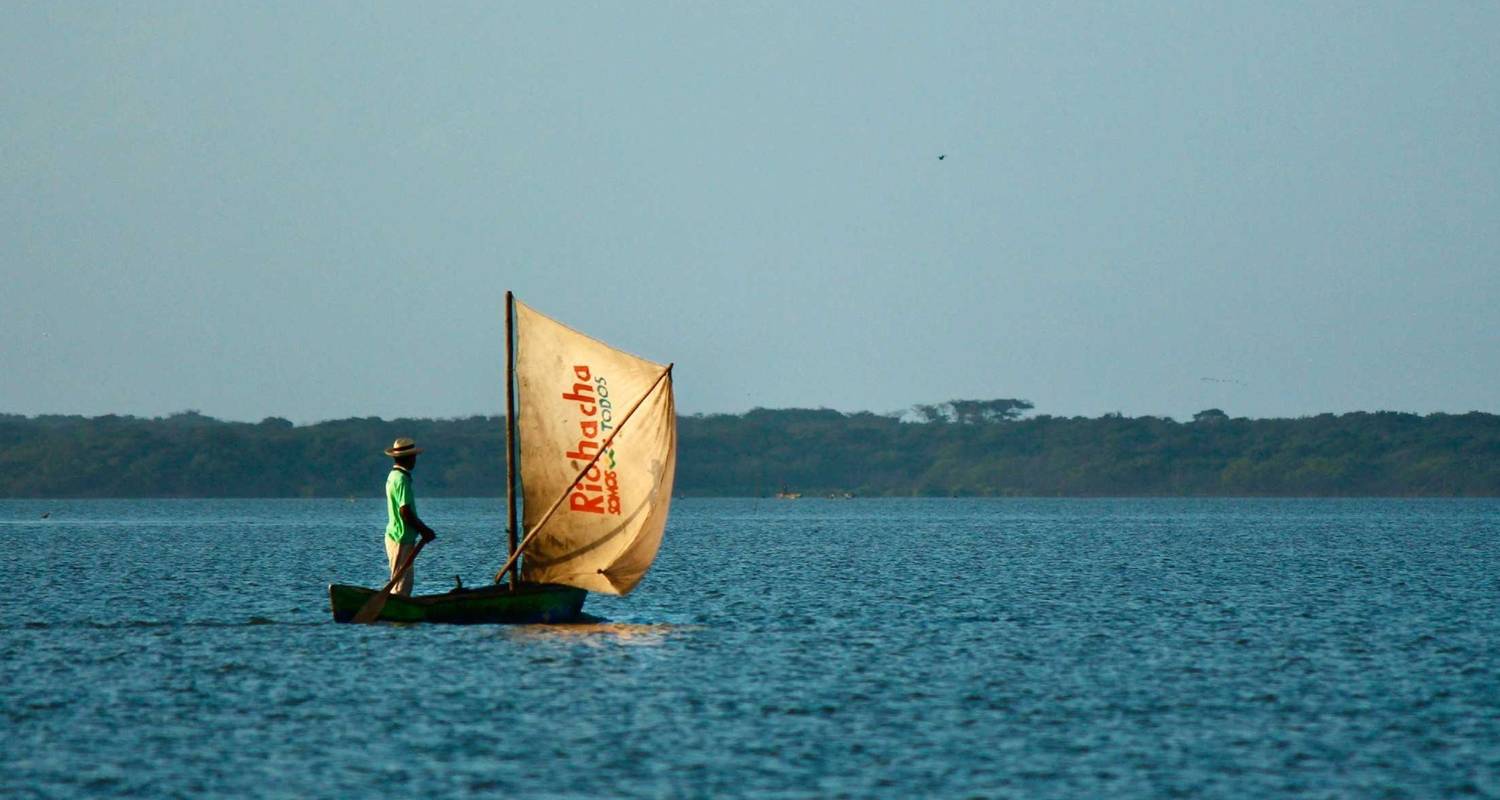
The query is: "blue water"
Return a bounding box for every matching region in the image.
[3,498,1498,798]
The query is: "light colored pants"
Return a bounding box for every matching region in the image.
[385,536,415,597]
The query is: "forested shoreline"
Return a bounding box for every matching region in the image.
[2,404,1496,498]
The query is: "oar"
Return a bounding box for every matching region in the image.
[351,537,429,624]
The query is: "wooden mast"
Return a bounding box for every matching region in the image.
[503,291,520,586]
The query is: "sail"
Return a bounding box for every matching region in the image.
[512,299,677,595]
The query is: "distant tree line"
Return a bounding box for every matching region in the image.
[1,402,1497,498]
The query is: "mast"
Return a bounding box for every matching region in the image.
[503,291,520,586]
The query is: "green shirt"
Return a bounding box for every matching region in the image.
[385,467,416,544]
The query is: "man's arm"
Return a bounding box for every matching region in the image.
[400,504,436,542]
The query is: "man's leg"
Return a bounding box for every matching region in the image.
[384,536,415,596]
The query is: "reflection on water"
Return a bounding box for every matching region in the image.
[504,620,701,645]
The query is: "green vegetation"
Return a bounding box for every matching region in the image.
[2,403,1497,497]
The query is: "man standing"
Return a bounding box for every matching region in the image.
[384,437,435,596]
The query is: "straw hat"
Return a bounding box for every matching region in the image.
[384,437,424,457]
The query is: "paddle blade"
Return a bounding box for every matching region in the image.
[350,592,391,624]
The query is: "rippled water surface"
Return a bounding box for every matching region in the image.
[4,498,1499,798]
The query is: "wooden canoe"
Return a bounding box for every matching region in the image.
[328,581,587,624]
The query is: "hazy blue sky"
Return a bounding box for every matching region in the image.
[3,3,1496,423]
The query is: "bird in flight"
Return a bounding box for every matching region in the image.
[937,155,946,160]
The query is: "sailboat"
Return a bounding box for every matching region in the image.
[328,292,677,623]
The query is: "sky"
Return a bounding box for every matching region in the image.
[3,3,1496,423]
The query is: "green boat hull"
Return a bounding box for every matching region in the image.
[329,581,587,624]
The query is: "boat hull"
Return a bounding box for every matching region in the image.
[328,582,587,624]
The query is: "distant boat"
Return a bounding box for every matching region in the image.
[775,490,802,500]
[330,292,678,623]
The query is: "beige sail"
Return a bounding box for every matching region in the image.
[513,299,677,595]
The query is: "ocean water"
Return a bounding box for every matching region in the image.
[3,498,1498,799]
